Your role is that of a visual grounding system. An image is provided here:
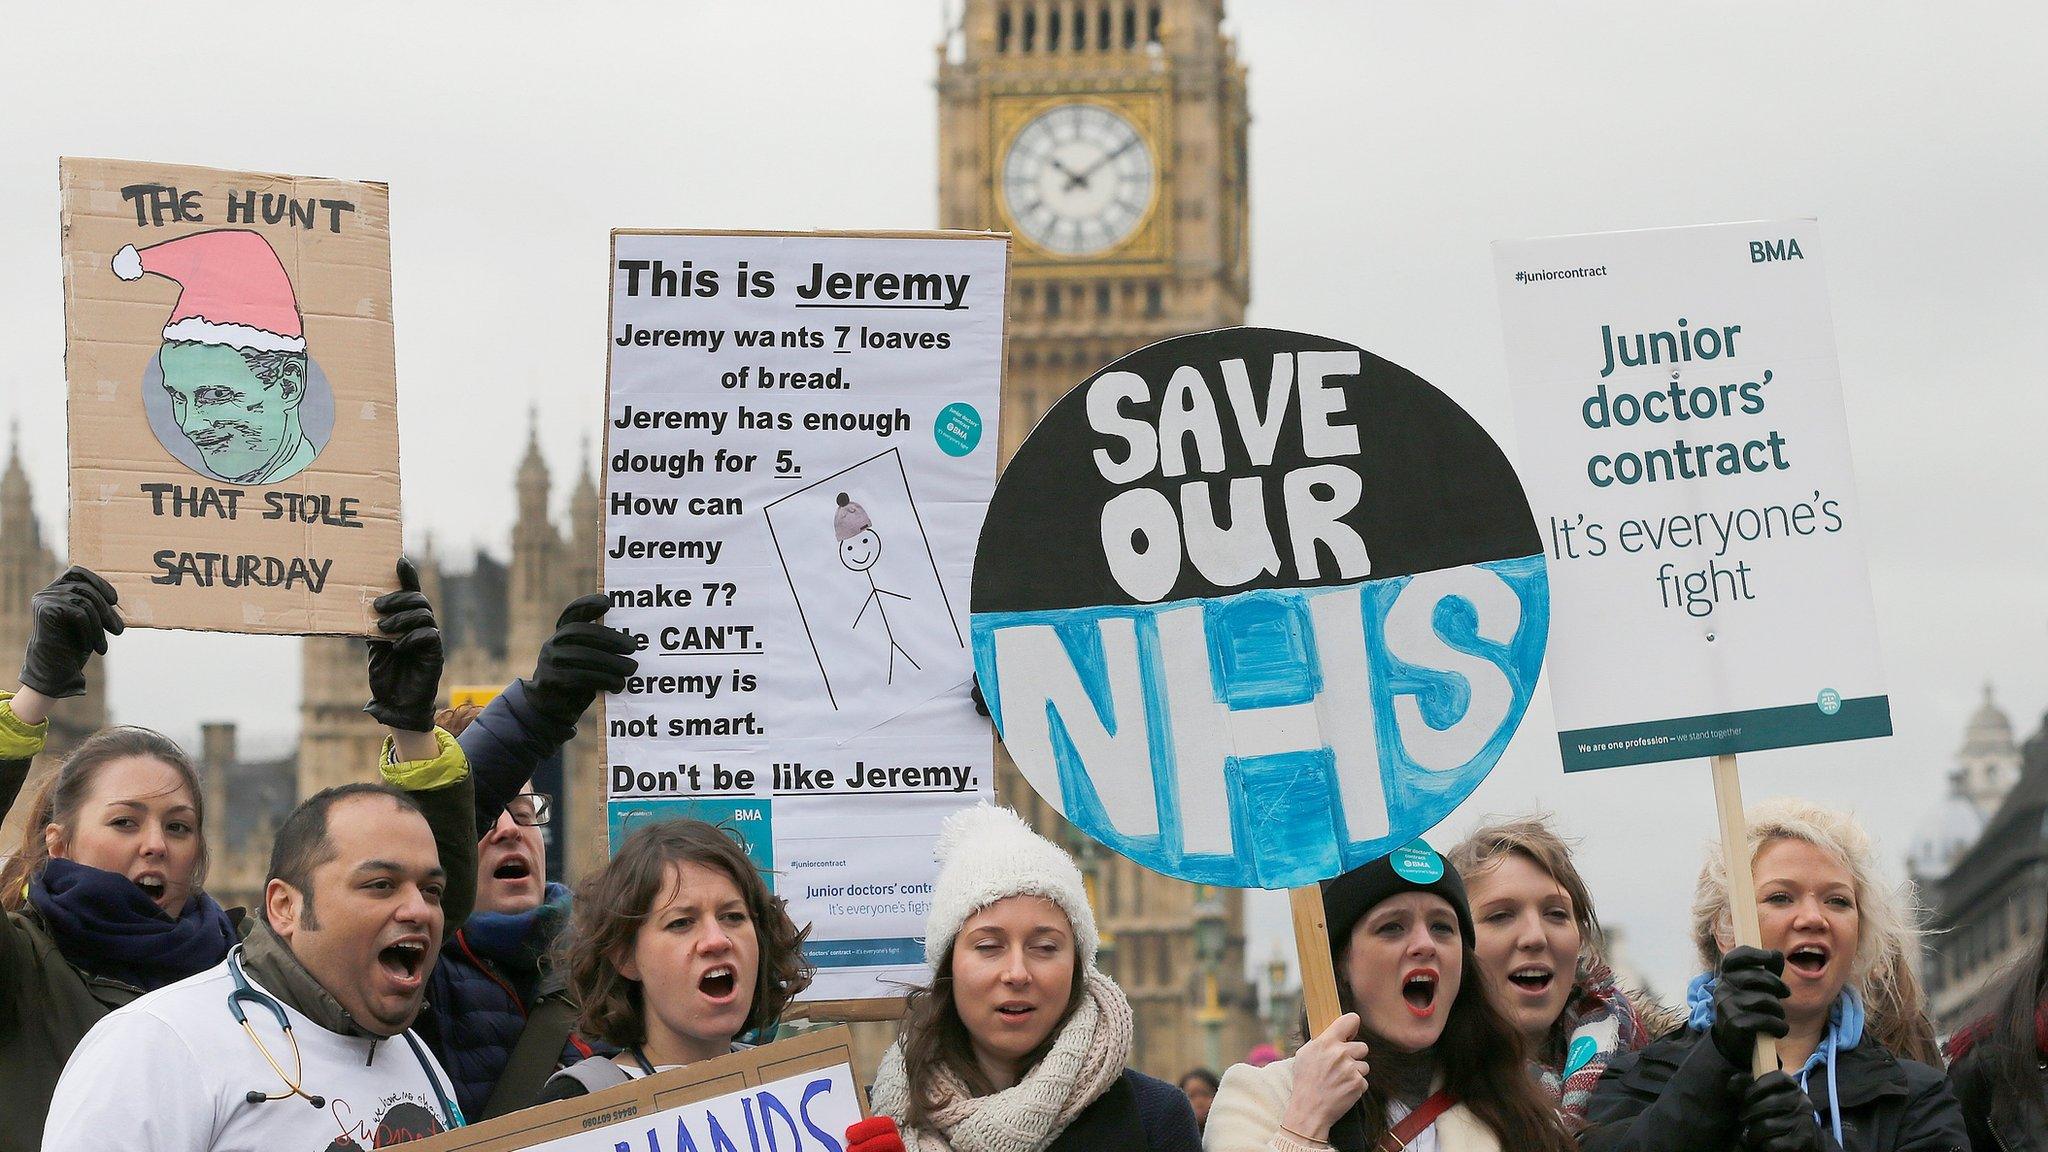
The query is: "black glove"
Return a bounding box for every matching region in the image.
[524,594,637,725]
[970,676,989,717]
[364,558,443,732]
[1711,946,1791,1068]
[1734,1071,1823,1152]
[20,567,123,698]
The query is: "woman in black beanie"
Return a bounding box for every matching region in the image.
[1204,842,1572,1152]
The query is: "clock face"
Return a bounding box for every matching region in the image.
[1001,103,1155,257]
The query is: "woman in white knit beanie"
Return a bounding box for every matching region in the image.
[845,804,1200,1152]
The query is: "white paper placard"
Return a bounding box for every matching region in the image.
[603,230,1005,998]
[1494,220,1890,771]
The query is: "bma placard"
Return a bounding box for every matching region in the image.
[1494,220,1890,771]
[603,230,1005,1000]
[60,157,400,635]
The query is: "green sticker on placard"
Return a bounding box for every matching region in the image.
[1389,841,1444,884]
[935,402,983,457]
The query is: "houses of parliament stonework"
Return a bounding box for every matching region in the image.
[0,1,1274,1078]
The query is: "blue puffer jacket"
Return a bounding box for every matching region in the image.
[414,678,589,1118]
[459,677,578,836]
[420,884,587,1118]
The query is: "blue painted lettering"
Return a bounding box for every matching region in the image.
[974,556,1550,888]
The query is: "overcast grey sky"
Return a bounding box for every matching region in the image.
[4,1,2045,1001]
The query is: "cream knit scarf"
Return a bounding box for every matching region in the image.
[870,969,1133,1152]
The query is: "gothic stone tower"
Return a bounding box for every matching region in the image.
[938,0,1262,1076]
[298,418,610,879]
[0,429,110,849]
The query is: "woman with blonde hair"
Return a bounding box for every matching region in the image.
[1447,817,1676,1131]
[1584,798,1964,1151]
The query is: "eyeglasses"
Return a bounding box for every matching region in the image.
[503,793,553,827]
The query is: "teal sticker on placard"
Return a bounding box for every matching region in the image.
[1564,1034,1598,1077]
[935,403,983,457]
[1389,841,1444,884]
[1817,688,1842,716]
[607,798,774,886]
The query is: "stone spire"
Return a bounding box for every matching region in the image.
[1,420,35,548]
[1,420,44,622]
[567,436,603,595]
[516,405,550,525]
[509,405,560,666]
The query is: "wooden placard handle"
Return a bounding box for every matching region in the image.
[1711,752,1779,1078]
[785,997,910,1024]
[1290,885,1344,1036]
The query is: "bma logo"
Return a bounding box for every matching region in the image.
[1750,238,1805,262]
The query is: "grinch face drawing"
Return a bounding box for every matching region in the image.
[835,492,919,682]
[116,229,323,485]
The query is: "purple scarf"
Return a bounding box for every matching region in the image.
[29,857,236,991]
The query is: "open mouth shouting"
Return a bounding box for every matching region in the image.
[1402,968,1441,1018]
[1506,964,1555,998]
[377,936,430,991]
[699,964,739,1004]
[1785,943,1831,978]
[492,856,533,883]
[132,871,169,904]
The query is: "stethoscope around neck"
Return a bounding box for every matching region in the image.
[225,946,464,1128]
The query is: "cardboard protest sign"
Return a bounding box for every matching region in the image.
[408,1026,862,1152]
[59,157,400,635]
[1494,221,1891,771]
[971,327,1549,891]
[603,230,1005,1001]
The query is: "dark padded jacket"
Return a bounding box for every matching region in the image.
[414,885,589,1118]
[1049,1068,1202,1152]
[0,738,476,1152]
[1583,1030,1968,1152]
[1947,1038,2047,1152]
[415,679,586,1118]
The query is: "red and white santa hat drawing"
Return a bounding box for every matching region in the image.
[112,229,305,354]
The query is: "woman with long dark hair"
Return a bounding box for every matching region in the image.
[0,569,235,1152]
[1945,888,2048,1151]
[1205,843,1573,1152]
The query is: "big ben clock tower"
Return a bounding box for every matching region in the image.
[938,0,1264,1076]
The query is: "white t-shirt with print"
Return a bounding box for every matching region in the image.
[43,957,457,1152]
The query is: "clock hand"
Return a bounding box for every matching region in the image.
[1049,157,1091,191]
[1067,138,1140,189]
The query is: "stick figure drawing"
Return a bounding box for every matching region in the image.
[835,492,920,683]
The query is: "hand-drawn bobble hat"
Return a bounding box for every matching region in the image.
[923,803,1100,969]
[1320,841,1476,954]
[834,493,873,540]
